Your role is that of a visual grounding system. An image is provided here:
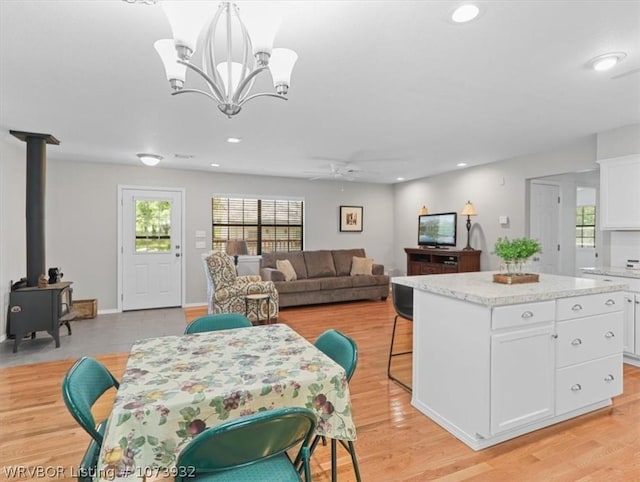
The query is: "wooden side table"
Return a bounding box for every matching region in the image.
[244,293,273,325]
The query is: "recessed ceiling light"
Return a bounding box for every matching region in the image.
[452,4,480,23]
[457,162,468,167]
[588,52,626,71]
[226,137,243,144]
[210,163,220,167]
[136,153,163,166]
[396,177,405,181]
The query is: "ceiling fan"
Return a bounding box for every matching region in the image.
[305,162,365,181]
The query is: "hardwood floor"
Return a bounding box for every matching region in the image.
[1,299,639,481]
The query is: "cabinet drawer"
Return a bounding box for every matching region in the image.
[556,292,623,321]
[556,312,623,367]
[491,301,555,330]
[556,354,623,415]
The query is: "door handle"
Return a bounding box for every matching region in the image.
[175,253,181,258]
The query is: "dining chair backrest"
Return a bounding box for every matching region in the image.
[62,357,120,445]
[184,313,253,334]
[392,283,413,321]
[175,407,316,479]
[314,329,358,381]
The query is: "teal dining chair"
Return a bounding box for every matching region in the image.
[76,438,101,482]
[175,407,317,481]
[311,329,361,482]
[184,313,253,334]
[61,356,120,446]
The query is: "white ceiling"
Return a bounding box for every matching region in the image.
[1,0,639,184]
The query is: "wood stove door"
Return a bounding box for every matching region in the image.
[121,188,183,310]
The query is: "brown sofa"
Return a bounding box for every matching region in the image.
[260,249,389,308]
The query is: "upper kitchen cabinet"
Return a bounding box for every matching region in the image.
[598,155,640,230]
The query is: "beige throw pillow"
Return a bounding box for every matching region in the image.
[276,259,297,281]
[350,256,373,276]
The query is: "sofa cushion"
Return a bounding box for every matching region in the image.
[262,251,308,279]
[350,256,373,276]
[276,259,297,281]
[351,274,390,288]
[331,249,366,276]
[275,278,322,294]
[319,277,353,290]
[304,250,336,278]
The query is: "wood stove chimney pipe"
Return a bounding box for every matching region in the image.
[10,130,60,287]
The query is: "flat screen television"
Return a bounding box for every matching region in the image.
[418,212,457,247]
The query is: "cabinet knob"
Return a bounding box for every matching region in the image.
[604,331,615,339]
[605,299,616,306]
[521,311,534,319]
[571,304,583,312]
[604,374,615,382]
[571,338,582,346]
[571,384,582,392]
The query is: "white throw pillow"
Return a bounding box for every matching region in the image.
[350,256,373,276]
[276,259,297,281]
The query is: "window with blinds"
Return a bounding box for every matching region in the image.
[212,197,304,254]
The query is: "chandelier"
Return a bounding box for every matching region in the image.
[154,1,298,118]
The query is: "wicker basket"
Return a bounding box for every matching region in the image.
[74,299,97,319]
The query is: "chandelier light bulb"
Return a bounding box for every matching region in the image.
[154,39,186,89]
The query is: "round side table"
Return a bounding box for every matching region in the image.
[244,293,273,325]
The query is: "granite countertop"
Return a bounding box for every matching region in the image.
[581,266,640,279]
[392,271,628,307]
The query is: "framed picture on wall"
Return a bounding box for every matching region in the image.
[340,205,363,232]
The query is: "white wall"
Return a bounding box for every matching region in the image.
[393,136,598,274]
[3,150,394,312]
[0,137,27,340]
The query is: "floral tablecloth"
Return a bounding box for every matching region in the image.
[96,324,356,481]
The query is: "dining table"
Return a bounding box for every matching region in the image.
[95,323,357,481]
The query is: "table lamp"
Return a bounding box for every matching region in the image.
[460,201,477,251]
[225,240,248,266]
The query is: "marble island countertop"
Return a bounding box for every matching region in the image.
[581,266,640,279]
[392,271,628,307]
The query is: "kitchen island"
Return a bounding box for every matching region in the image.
[392,271,628,450]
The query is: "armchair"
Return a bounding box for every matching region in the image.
[202,251,279,323]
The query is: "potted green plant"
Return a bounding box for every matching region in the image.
[493,237,542,277]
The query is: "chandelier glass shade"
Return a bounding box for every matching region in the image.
[155,1,298,118]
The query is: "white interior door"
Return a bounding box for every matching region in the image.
[529,181,560,274]
[121,188,183,310]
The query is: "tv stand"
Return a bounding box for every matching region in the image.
[405,248,480,275]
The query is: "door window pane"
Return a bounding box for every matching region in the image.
[135,200,171,252]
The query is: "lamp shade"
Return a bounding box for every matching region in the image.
[461,201,477,216]
[242,11,281,56]
[419,205,429,215]
[216,62,245,97]
[225,240,249,256]
[154,39,187,83]
[269,48,298,88]
[160,0,214,56]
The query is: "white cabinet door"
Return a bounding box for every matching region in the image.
[598,155,640,230]
[491,323,555,435]
[634,294,640,356]
[623,292,636,355]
